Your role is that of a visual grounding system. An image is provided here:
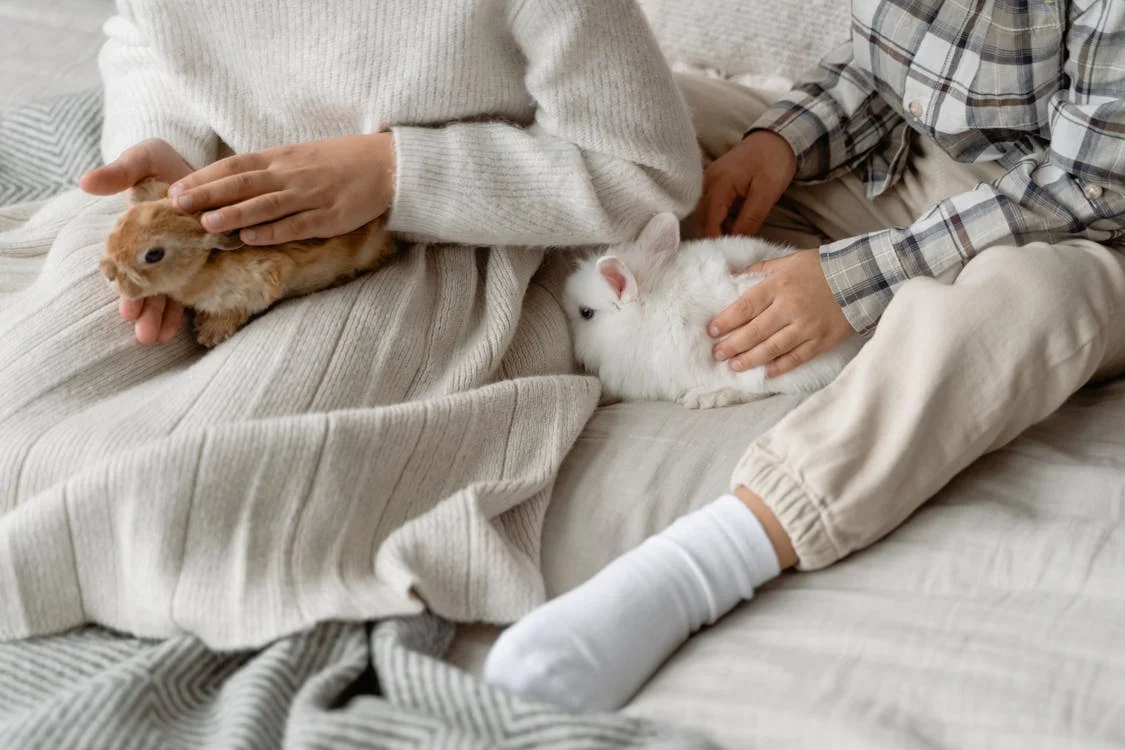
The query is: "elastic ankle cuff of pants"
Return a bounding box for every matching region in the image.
[729,443,841,571]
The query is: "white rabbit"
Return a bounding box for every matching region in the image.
[562,213,865,409]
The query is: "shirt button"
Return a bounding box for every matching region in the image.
[1084,183,1104,200]
[908,101,924,118]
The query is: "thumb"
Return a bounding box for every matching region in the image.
[80,145,153,196]
[735,259,771,277]
[79,161,133,196]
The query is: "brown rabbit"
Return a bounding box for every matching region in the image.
[99,179,399,347]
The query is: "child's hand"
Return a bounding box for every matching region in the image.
[80,139,193,346]
[695,130,797,239]
[709,249,854,377]
[167,133,397,245]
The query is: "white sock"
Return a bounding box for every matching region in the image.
[483,494,781,712]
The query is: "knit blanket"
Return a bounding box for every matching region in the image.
[0,615,715,750]
[0,88,716,749]
[1,93,601,648]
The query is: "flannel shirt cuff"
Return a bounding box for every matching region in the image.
[818,232,901,334]
[750,102,832,182]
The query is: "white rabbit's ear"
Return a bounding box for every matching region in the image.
[635,212,681,257]
[129,178,171,204]
[596,255,637,303]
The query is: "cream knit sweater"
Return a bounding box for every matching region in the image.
[0,0,700,649]
[99,0,702,246]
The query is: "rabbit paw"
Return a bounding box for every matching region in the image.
[677,386,764,410]
[194,310,248,348]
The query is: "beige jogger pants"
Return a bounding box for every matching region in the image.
[677,73,1125,571]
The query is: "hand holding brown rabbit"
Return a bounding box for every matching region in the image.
[99,179,398,348]
[82,134,398,345]
[167,133,396,246]
[81,139,195,344]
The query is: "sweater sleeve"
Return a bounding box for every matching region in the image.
[385,0,702,247]
[98,0,219,169]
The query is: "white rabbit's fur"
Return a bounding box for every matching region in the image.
[563,213,865,408]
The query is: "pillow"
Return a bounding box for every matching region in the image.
[636,0,852,81]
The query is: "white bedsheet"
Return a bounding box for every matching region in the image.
[452,381,1125,748]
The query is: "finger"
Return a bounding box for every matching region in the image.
[170,153,268,196]
[134,295,167,346]
[87,140,160,195]
[81,140,190,195]
[156,300,185,345]
[733,259,771,277]
[709,283,773,338]
[201,191,305,234]
[241,210,333,245]
[119,297,145,321]
[80,162,133,196]
[729,183,778,237]
[765,339,823,378]
[712,308,787,363]
[730,324,803,372]
[700,178,739,239]
[172,170,284,213]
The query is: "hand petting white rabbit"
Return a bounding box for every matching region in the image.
[563,213,865,408]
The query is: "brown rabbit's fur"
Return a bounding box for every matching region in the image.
[100,180,398,347]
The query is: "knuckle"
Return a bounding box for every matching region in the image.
[265,192,286,213]
[764,340,786,361]
[235,172,257,192]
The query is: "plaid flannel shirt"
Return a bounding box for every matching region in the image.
[754,0,1125,333]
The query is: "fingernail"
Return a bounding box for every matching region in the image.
[713,349,728,362]
[168,183,183,197]
[709,325,720,337]
[242,229,257,241]
[730,360,744,372]
[202,212,221,230]
[175,195,193,210]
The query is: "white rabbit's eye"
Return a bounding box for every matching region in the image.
[579,307,595,320]
[144,247,166,264]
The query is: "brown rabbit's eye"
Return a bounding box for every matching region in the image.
[144,247,166,264]
[579,307,596,320]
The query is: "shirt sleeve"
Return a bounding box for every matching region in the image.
[751,40,907,185]
[99,0,219,169]
[385,0,702,247]
[818,1,1125,334]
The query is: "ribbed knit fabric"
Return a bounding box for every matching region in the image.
[0,1,702,650]
[0,190,597,649]
[98,0,702,246]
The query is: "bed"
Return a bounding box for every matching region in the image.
[3,1,1125,748]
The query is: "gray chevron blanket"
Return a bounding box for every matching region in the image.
[0,91,715,749]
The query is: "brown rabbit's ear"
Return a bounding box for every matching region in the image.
[204,231,245,251]
[129,178,171,204]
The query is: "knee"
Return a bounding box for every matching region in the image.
[877,242,1124,368]
[959,242,1125,328]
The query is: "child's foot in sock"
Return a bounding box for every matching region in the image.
[483,494,781,712]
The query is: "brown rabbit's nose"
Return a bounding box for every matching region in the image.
[100,258,118,282]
